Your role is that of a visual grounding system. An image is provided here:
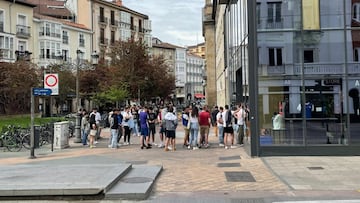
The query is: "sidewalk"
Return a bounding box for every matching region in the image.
[0,127,360,202]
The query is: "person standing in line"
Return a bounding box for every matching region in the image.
[147,107,157,146]
[109,108,119,149]
[139,106,151,149]
[199,105,212,148]
[131,106,140,137]
[122,106,133,145]
[117,107,124,144]
[216,106,225,146]
[94,108,101,144]
[182,106,190,147]
[81,109,89,146]
[157,106,167,148]
[234,103,246,146]
[164,106,178,151]
[188,106,199,150]
[211,106,219,137]
[223,105,235,149]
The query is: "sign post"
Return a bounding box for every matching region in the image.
[44,74,59,95]
[30,88,52,159]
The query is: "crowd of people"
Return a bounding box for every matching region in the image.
[78,103,251,150]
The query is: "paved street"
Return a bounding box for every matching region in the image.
[0,127,360,202]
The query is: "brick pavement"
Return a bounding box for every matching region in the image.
[0,127,289,195]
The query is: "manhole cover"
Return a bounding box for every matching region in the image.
[217,163,241,167]
[219,155,241,161]
[121,177,153,183]
[225,171,256,182]
[307,166,324,170]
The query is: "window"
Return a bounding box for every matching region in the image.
[62,31,68,44]
[45,23,50,36]
[100,28,105,44]
[268,48,282,66]
[111,30,115,44]
[353,3,360,22]
[100,7,104,22]
[79,33,85,47]
[138,19,142,32]
[62,49,68,61]
[18,40,26,51]
[257,3,261,25]
[18,15,26,26]
[111,10,115,25]
[40,41,60,59]
[0,35,14,59]
[0,10,4,32]
[304,50,314,63]
[267,2,281,23]
[355,48,360,62]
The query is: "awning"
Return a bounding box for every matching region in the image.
[194,93,205,99]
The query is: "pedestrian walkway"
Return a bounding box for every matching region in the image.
[0,127,360,202]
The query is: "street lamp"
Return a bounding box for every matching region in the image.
[72,50,99,143]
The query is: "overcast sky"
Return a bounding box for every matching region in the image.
[122,0,205,47]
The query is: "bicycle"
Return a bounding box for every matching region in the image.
[0,125,23,152]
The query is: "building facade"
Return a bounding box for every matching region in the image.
[67,0,152,58]
[203,0,217,107]
[213,0,360,156]
[0,0,35,63]
[187,42,206,58]
[186,53,206,105]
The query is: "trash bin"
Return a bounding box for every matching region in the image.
[53,121,70,149]
[34,125,40,149]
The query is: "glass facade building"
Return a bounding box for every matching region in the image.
[220,0,360,155]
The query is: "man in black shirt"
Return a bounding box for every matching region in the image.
[211,106,219,137]
[147,107,157,145]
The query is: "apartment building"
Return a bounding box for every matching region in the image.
[212,0,360,156]
[0,0,35,62]
[186,52,206,105]
[66,0,152,57]
[151,37,187,105]
[187,42,206,58]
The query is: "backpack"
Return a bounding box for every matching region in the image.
[108,114,114,128]
[89,113,96,125]
[225,110,232,127]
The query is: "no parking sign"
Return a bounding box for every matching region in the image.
[44,73,59,95]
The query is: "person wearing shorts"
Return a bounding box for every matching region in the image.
[139,106,151,149]
[164,106,177,151]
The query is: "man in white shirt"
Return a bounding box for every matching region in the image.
[216,106,224,146]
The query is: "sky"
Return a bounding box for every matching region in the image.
[122,0,205,47]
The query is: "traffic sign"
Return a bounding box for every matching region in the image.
[33,88,52,96]
[44,74,59,95]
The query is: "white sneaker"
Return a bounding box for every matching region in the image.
[108,145,111,148]
[94,141,99,144]
[158,144,164,148]
[193,147,199,150]
[167,146,172,150]
[230,145,237,149]
[219,143,224,147]
[187,145,191,150]
[225,146,229,149]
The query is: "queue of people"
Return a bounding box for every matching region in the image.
[79,103,250,151]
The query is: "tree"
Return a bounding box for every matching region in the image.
[107,39,175,102]
[0,61,40,114]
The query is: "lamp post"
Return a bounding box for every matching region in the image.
[73,50,99,143]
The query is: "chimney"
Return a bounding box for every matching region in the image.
[113,0,122,6]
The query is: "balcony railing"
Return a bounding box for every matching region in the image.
[260,63,360,76]
[16,25,31,38]
[98,16,108,25]
[110,20,119,27]
[99,37,108,46]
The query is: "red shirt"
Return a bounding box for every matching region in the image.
[199,111,211,126]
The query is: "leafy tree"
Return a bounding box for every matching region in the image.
[0,61,40,114]
[106,39,175,102]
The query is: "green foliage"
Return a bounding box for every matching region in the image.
[92,85,128,105]
[0,115,66,130]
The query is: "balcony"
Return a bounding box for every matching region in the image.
[99,37,108,46]
[16,25,31,38]
[98,16,108,27]
[131,25,138,32]
[110,20,119,30]
[260,63,360,76]
[15,50,32,61]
